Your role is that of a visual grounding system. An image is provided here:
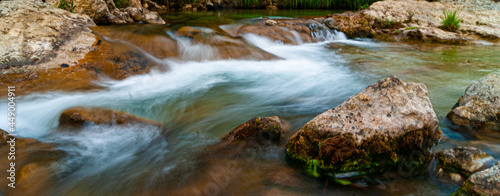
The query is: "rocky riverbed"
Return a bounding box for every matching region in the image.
[1,0,499,195]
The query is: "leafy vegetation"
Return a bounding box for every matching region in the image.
[58,0,76,13]
[440,9,461,31]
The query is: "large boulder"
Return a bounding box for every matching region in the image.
[222,116,285,145]
[59,107,162,129]
[286,76,441,176]
[0,129,66,195]
[453,161,500,196]
[57,0,165,25]
[437,146,494,178]
[0,0,96,69]
[446,74,500,137]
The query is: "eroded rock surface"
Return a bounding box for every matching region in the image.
[437,146,494,177]
[447,73,500,137]
[0,0,96,69]
[453,161,500,196]
[286,76,441,176]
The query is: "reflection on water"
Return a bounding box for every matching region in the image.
[0,12,499,195]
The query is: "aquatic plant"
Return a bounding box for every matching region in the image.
[441,9,461,31]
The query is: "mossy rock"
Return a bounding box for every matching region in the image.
[286,76,441,177]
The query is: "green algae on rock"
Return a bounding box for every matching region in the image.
[286,76,441,177]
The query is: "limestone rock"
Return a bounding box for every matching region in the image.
[222,116,284,145]
[0,0,96,69]
[453,161,500,196]
[447,74,500,136]
[437,146,493,177]
[59,107,162,129]
[286,76,441,176]
[265,19,277,26]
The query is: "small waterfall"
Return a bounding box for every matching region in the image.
[177,38,217,61]
[308,22,347,42]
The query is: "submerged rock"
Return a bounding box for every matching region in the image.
[0,0,96,69]
[286,76,441,176]
[222,116,285,145]
[453,161,500,196]
[238,19,332,44]
[0,129,66,195]
[437,146,493,178]
[59,107,162,129]
[446,73,500,137]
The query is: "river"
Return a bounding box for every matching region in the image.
[1,10,499,195]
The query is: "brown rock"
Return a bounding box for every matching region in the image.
[0,129,66,195]
[71,0,133,24]
[58,107,162,129]
[141,9,165,25]
[446,73,500,137]
[222,116,284,145]
[437,146,493,177]
[286,76,441,176]
[238,19,327,44]
[265,19,277,26]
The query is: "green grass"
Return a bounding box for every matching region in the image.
[405,26,418,30]
[441,9,461,31]
[58,0,76,13]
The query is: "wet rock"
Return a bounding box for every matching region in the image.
[437,146,494,177]
[265,19,277,26]
[446,74,500,137]
[0,0,96,69]
[238,19,331,44]
[222,116,284,145]
[140,9,165,25]
[453,161,500,196]
[175,26,277,60]
[70,0,133,24]
[59,107,162,129]
[286,76,441,176]
[0,129,66,195]
[125,6,142,21]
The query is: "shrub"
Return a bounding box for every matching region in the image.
[441,9,461,31]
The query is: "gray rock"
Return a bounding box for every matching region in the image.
[437,146,493,177]
[447,73,500,136]
[453,161,500,196]
[286,76,441,176]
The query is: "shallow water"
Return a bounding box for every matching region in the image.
[1,10,500,195]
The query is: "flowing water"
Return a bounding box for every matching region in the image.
[1,10,500,195]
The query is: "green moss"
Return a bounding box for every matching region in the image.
[334,178,352,185]
[307,159,321,178]
[405,26,418,30]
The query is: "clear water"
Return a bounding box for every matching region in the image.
[1,11,499,195]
